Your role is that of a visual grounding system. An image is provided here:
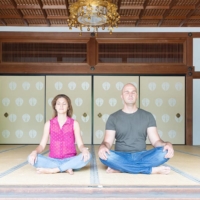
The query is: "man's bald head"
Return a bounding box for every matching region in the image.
[122,83,137,94]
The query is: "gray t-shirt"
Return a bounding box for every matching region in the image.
[106,108,156,153]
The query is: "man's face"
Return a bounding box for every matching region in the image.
[121,84,138,105]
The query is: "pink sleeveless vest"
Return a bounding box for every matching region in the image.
[49,117,77,159]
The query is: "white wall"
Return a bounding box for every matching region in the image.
[193,39,200,145]
[2,27,200,33]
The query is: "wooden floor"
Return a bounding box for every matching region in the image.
[0,144,200,199]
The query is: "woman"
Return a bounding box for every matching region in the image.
[28,94,91,174]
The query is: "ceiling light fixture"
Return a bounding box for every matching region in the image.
[67,0,120,36]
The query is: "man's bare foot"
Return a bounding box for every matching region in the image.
[66,169,74,175]
[151,166,171,175]
[36,168,59,174]
[106,167,121,173]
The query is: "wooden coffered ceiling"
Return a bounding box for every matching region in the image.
[1,0,200,27]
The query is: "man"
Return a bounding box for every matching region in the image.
[98,83,174,175]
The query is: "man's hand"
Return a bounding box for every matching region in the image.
[98,130,115,160]
[98,145,110,160]
[163,142,174,158]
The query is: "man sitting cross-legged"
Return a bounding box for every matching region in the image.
[98,83,174,175]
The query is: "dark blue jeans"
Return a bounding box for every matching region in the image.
[99,147,169,174]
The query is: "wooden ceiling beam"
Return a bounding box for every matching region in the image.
[117,5,195,10]
[120,16,139,20]
[0,15,22,19]
[189,16,200,19]
[42,5,67,9]
[120,5,171,9]
[179,0,200,27]
[157,0,179,27]
[135,0,150,27]
[120,16,166,20]
[64,0,70,16]
[50,24,68,27]
[37,0,50,27]
[0,5,14,9]
[163,0,179,19]
[141,16,163,20]
[1,0,200,28]
[117,24,136,27]
[172,6,195,10]
[145,6,169,9]
[10,0,29,26]
[165,16,185,20]
[47,16,68,19]
[28,24,49,27]
[24,16,46,19]
[117,0,122,13]
[16,5,40,9]
[165,16,187,20]
[120,5,143,9]
[0,19,7,26]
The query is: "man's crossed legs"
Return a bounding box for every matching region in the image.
[99,147,170,174]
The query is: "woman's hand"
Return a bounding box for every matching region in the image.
[81,148,90,162]
[28,150,37,165]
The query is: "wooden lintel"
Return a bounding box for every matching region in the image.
[193,71,200,79]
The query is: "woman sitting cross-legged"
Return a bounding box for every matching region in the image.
[28,94,91,174]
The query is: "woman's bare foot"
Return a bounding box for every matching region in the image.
[106,167,121,173]
[36,167,59,174]
[66,169,74,175]
[151,166,171,175]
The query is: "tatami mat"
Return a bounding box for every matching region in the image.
[174,145,200,155]
[167,150,200,180]
[94,145,200,186]
[0,145,91,186]
[0,145,200,187]
[0,145,26,152]
[0,145,48,174]
[0,163,91,186]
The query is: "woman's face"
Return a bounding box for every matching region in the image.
[55,97,68,114]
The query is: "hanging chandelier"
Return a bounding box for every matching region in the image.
[67,0,120,36]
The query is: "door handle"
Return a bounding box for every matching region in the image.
[83,113,87,117]
[4,112,9,117]
[98,113,102,118]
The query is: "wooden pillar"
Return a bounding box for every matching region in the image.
[185,35,193,145]
[0,41,2,63]
[87,36,97,67]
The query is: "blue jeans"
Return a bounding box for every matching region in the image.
[28,153,91,172]
[99,147,169,174]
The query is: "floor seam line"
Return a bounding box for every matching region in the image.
[0,145,27,154]
[0,150,49,179]
[174,149,200,157]
[164,163,200,184]
[90,145,100,185]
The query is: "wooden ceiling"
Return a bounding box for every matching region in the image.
[1,0,200,27]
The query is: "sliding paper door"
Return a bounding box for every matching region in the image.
[93,76,139,144]
[46,76,92,144]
